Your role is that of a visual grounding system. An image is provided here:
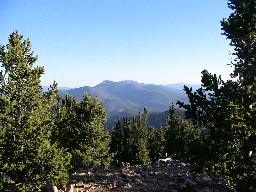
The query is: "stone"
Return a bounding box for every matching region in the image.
[176,173,182,177]
[116,180,125,187]
[134,178,143,184]
[199,188,210,192]
[125,182,132,188]
[43,185,58,192]
[65,185,73,192]
[201,175,213,186]
[145,183,155,191]
[138,188,148,192]
[152,177,158,184]
[185,178,196,186]
[141,171,149,178]
[63,159,228,192]
[176,176,186,183]
[168,182,180,190]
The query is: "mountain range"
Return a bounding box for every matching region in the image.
[57,80,200,128]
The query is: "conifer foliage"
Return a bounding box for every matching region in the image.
[0,31,71,191]
[178,0,256,190]
[164,104,202,161]
[54,94,113,170]
[110,109,165,165]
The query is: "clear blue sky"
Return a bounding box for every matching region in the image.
[1,0,232,88]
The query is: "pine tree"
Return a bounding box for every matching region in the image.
[0,31,71,191]
[54,93,113,169]
[113,110,151,165]
[221,1,256,190]
[110,118,124,165]
[177,1,256,190]
[131,111,151,165]
[78,94,113,168]
[164,104,202,161]
[148,126,165,162]
[53,95,81,152]
[122,117,134,163]
[177,70,247,178]
[164,104,184,156]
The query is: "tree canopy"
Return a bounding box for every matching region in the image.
[178,1,256,190]
[0,31,71,191]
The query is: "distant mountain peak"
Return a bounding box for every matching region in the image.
[102,80,113,84]
[121,80,139,84]
[100,80,140,85]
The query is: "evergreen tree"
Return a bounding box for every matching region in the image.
[54,94,113,169]
[221,1,256,190]
[131,111,151,165]
[122,117,134,163]
[53,95,81,153]
[0,31,71,191]
[177,71,249,185]
[164,104,202,161]
[177,1,256,190]
[111,110,151,165]
[164,104,185,156]
[148,126,165,162]
[110,118,124,165]
[78,94,112,168]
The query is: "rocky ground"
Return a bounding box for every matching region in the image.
[56,158,230,192]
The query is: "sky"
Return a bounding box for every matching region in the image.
[0,0,233,88]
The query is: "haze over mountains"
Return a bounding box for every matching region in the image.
[56,80,200,127]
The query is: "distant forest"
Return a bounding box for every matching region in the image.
[0,1,255,191]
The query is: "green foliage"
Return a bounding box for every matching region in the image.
[165,104,185,156]
[177,1,256,190]
[110,105,203,167]
[111,109,162,165]
[221,1,256,190]
[148,126,165,162]
[0,31,71,191]
[164,104,202,161]
[131,110,151,165]
[53,95,81,152]
[110,118,124,164]
[54,94,113,170]
[221,0,256,83]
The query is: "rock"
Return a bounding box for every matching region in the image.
[145,183,155,191]
[176,176,186,183]
[199,188,210,192]
[168,181,180,190]
[110,179,117,187]
[65,185,73,192]
[201,175,213,186]
[134,178,143,184]
[151,177,158,184]
[176,173,182,177]
[156,173,165,180]
[116,180,125,187]
[125,182,132,188]
[83,183,91,189]
[138,188,147,192]
[185,178,196,186]
[42,185,58,192]
[141,171,149,178]
[64,159,228,192]
[120,173,128,178]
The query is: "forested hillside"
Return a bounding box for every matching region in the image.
[59,80,190,117]
[59,80,190,129]
[106,107,186,129]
